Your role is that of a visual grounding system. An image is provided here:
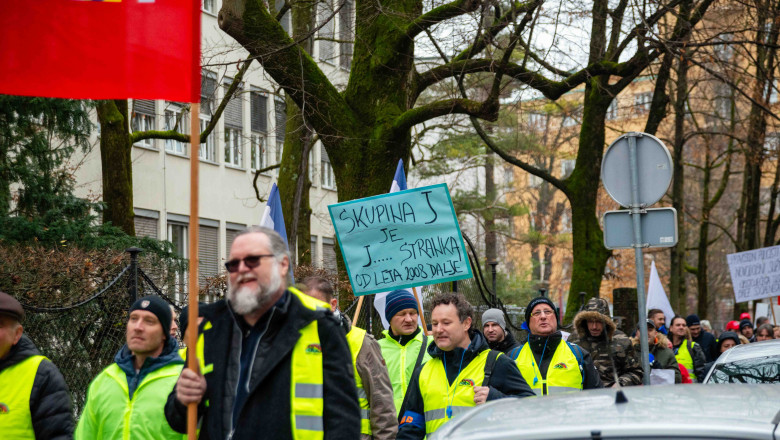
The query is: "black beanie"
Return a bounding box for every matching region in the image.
[525,296,559,323]
[129,295,172,340]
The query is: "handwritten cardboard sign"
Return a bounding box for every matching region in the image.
[328,183,472,296]
[726,245,780,303]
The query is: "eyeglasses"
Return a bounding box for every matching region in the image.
[531,309,555,318]
[224,254,275,273]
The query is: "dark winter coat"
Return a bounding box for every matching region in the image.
[692,331,717,363]
[487,330,522,355]
[164,289,360,440]
[570,298,643,387]
[631,333,681,383]
[397,330,534,440]
[0,335,73,440]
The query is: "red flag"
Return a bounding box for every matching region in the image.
[0,0,200,102]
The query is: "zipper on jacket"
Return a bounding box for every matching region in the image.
[227,307,277,438]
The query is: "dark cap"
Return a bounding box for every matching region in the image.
[525,296,559,324]
[0,291,24,322]
[685,314,701,327]
[129,295,172,340]
[642,319,656,330]
[739,319,753,331]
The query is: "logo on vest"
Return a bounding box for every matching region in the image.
[0,402,9,414]
[141,300,150,308]
[458,378,474,387]
[305,343,322,354]
[552,362,568,370]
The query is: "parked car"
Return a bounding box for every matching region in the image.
[703,338,780,384]
[430,384,780,440]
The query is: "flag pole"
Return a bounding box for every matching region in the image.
[353,295,364,324]
[186,103,200,440]
[412,287,428,335]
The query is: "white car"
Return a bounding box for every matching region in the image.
[703,338,780,384]
[429,384,780,440]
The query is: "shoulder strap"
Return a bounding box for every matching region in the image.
[509,343,525,361]
[565,341,586,388]
[482,350,501,386]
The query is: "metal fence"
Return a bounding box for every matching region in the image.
[17,248,187,415]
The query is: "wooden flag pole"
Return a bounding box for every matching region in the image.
[412,287,429,335]
[353,295,365,323]
[186,103,200,440]
[771,296,778,326]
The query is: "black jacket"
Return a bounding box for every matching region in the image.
[488,330,522,355]
[0,335,73,440]
[692,331,717,363]
[397,330,534,440]
[526,331,603,391]
[164,290,360,440]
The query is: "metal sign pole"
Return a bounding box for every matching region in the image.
[629,135,651,385]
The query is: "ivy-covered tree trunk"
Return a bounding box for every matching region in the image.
[669,49,689,312]
[96,100,135,236]
[563,80,612,322]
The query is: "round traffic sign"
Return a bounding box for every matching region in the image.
[601,132,673,207]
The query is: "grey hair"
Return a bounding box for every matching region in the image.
[236,226,291,263]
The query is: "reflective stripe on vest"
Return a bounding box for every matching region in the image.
[0,355,46,440]
[675,340,697,382]
[515,342,582,396]
[378,328,430,416]
[419,349,490,435]
[346,326,371,435]
[289,287,329,440]
[180,321,214,377]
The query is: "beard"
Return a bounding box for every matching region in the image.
[228,263,283,315]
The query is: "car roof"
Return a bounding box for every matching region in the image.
[716,338,780,364]
[431,384,780,440]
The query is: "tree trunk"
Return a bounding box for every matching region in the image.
[484,150,496,264]
[96,100,135,235]
[670,49,689,313]
[564,80,612,322]
[696,144,711,317]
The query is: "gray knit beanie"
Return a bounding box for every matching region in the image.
[482,308,507,332]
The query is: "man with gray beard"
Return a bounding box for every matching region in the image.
[165,226,360,440]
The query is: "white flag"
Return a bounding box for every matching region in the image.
[646,260,675,324]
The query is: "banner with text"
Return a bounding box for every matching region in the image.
[329,183,472,296]
[726,245,780,303]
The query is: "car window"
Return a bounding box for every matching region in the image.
[709,355,780,384]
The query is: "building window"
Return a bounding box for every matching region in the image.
[769,80,779,104]
[202,0,215,14]
[560,210,572,233]
[765,133,780,158]
[528,173,542,188]
[321,144,335,189]
[225,127,243,167]
[504,166,514,184]
[561,110,579,127]
[251,133,267,171]
[527,112,545,129]
[339,0,353,70]
[561,159,575,178]
[164,104,187,155]
[167,222,188,300]
[606,99,619,120]
[318,0,336,63]
[634,92,652,114]
[714,32,733,61]
[200,117,216,162]
[131,113,155,148]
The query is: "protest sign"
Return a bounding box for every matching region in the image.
[328,183,472,296]
[726,245,780,303]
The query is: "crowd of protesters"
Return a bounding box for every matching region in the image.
[1,226,778,439]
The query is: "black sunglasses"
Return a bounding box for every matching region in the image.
[224,254,275,273]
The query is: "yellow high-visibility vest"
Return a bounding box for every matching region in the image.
[346,326,371,435]
[514,342,582,395]
[0,355,46,440]
[675,339,698,382]
[418,349,492,435]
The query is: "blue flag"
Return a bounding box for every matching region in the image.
[260,183,289,247]
[390,159,407,192]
